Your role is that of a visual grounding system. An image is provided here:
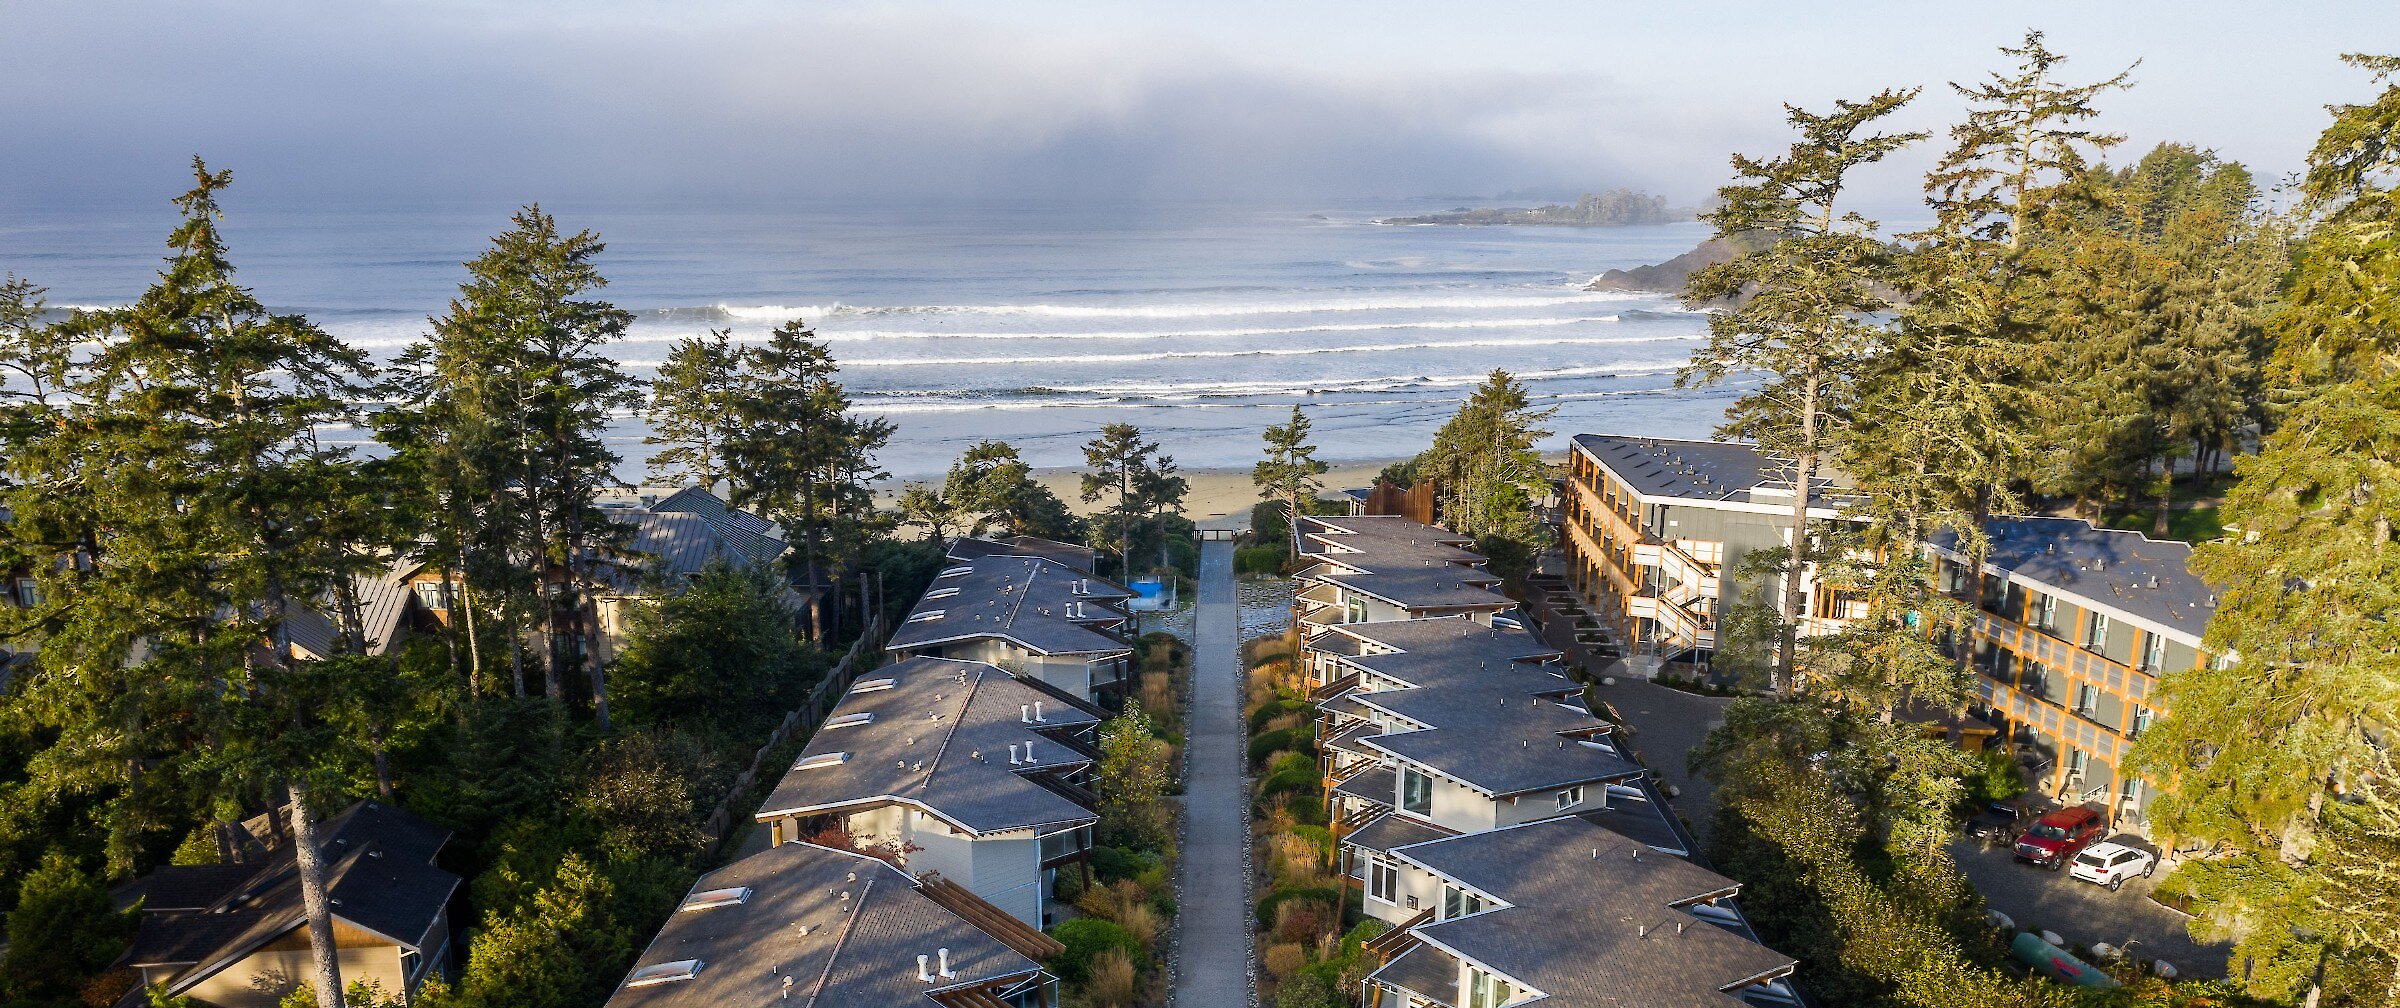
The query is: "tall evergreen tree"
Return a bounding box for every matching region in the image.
[1081,424,1177,578]
[1678,90,1924,691]
[943,440,1079,541]
[642,328,741,491]
[2127,54,2400,1002]
[1253,406,1330,554]
[722,320,890,640]
[395,207,635,715]
[0,161,382,1008]
[1418,371,1555,577]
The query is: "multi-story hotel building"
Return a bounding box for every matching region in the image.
[1926,517,2217,828]
[1559,434,1859,665]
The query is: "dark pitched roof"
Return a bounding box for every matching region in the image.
[605,842,1049,1008]
[1296,516,1509,613]
[1571,433,1854,509]
[945,535,1099,575]
[754,657,1101,835]
[887,555,1133,657]
[1340,812,1459,857]
[1315,619,1633,797]
[1374,945,1462,1007]
[1378,816,1795,1008]
[649,487,788,566]
[127,801,460,990]
[285,555,426,659]
[1928,515,2214,639]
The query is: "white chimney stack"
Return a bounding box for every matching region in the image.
[918,955,933,983]
[938,948,954,978]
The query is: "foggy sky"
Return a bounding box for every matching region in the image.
[4,0,2391,213]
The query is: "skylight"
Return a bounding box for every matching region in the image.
[680,887,751,912]
[925,586,960,600]
[906,609,946,624]
[794,752,850,771]
[823,712,875,729]
[937,566,974,578]
[850,677,898,694]
[624,959,706,987]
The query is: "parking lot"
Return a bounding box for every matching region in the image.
[1949,836,2230,978]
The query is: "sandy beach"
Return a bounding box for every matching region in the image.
[871,459,1404,525]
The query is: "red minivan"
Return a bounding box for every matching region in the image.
[2014,806,2108,870]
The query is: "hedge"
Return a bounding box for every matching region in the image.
[1255,885,1345,928]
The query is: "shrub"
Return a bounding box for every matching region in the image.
[1087,949,1140,1008]
[1090,845,1142,883]
[1255,766,1317,803]
[1236,543,1288,576]
[1276,972,1339,1008]
[1249,728,1306,766]
[1289,824,1335,859]
[1262,942,1309,980]
[1274,898,1334,944]
[1267,751,1315,779]
[1049,918,1140,982]
[1256,886,1343,928]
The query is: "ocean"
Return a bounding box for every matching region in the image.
[3,197,1738,478]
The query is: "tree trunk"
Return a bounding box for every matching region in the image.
[801,475,822,643]
[1119,468,1133,581]
[284,782,347,1008]
[1778,379,1820,694]
[372,737,393,800]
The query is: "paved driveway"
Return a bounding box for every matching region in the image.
[1173,540,1254,1006]
[1588,677,1733,850]
[1950,837,2229,977]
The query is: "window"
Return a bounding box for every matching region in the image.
[1468,969,1515,1008]
[1345,595,1367,624]
[2142,633,2167,672]
[2066,749,2088,780]
[412,579,451,610]
[924,586,959,600]
[2085,613,2109,650]
[906,609,946,624]
[1555,786,1584,811]
[624,960,706,988]
[2073,684,2098,716]
[2036,594,2059,632]
[1442,884,1483,920]
[12,578,37,608]
[1400,768,1433,816]
[2130,706,2153,738]
[2120,777,2141,805]
[1367,859,1398,903]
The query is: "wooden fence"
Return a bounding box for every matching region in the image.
[700,613,888,843]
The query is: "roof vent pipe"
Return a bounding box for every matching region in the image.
[938,948,953,978]
[918,955,933,983]
[1034,701,1045,722]
[1024,740,1036,762]
[1009,744,1022,765]
[1021,705,1031,723]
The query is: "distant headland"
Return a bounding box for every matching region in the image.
[1379,187,1691,227]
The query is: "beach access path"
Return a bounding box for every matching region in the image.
[1173,539,1254,1006]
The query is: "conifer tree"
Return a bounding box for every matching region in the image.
[1419,371,1554,577]
[1679,90,1924,690]
[397,207,635,713]
[942,440,1079,540]
[1253,406,1330,554]
[642,328,741,491]
[0,161,382,1008]
[2128,54,2400,1001]
[1081,424,1176,578]
[894,483,957,541]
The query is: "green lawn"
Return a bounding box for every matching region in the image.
[2104,505,2224,544]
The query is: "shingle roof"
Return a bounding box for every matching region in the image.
[1571,433,1854,509]
[1378,816,1795,1008]
[1332,765,1398,807]
[605,842,1049,1008]
[1374,945,1462,1007]
[285,555,426,659]
[1339,812,1458,857]
[887,555,1133,658]
[1929,515,2214,639]
[1323,618,1563,691]
[1295,516,1509,613]
[127,801,459,988]
[649,487,788,567]
[945,535,1099,575]
[755,657,1101,835]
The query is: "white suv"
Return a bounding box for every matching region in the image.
[2068,841,2156,890]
